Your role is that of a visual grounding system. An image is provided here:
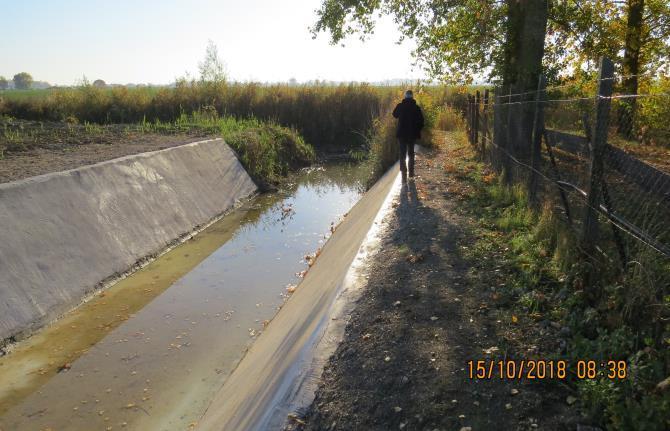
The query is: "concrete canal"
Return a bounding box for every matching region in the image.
[0,161,371,431]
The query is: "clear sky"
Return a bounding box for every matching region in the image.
[0,0,424,85]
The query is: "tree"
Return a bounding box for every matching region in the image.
[93,79,107,88]
[0,76,8,90]
[313,1,502,84]
[199,40,227,83]
[618,0,670,137]
[313,1,547,90]
[13,72,33,90]
[503,1,549,161]
[549,1,670,81]
[313,0,548,163]
[547,1,620,78]
[549,1,670,138]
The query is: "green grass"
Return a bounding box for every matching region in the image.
[446,132,669,431]
[129,112,316,188]
[0,89,54,101]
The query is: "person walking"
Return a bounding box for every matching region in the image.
[392,90,424,178]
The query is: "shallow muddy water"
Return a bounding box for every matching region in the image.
[0,161,368,431]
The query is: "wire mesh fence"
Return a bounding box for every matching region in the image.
[463,57,669,327]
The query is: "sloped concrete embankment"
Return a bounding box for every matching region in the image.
[0,138,257,344]
[198,164,400,431]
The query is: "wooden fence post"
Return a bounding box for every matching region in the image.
[482,89,490,158]
[528,75,546,207]
[503,86,514,184]
[581,57,614,256]
[474,90,480,153]
[543,130,574,225]
[470,94,476,146]
[467,95,471,145]
[493,87,502,170]
[466,95,472,145]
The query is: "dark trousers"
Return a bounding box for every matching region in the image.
[398,138,416,175]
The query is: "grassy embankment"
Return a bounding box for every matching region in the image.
[440,128,669,430]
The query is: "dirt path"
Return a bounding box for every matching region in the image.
[295,136,580,431]
[0,119,205,183]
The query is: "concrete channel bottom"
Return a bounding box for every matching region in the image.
[198,164,401,431]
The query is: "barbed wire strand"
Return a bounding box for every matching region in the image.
[478,134,670,258]
[493,72,658,101]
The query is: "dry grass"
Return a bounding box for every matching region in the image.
[0,82,389,151]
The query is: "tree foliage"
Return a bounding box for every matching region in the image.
[312,0,670,85]
[199,40,227,83]
[0,76,8,90]
[93,79,107,88]
[312,0,509,84]
[13,72,33,90]
[548,0,670,80]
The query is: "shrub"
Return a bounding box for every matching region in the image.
[435,105,465,131]
[222,121,314,189]
[367,110,398,186]
[637,76,670,146]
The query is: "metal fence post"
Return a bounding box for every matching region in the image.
[581,57,614,256]
[528,75,546,207]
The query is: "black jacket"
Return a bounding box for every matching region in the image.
[392,98,424,140]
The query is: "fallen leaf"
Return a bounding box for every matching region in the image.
[287,413,305,425]
[406,253,424,263]
[656,376,670,393]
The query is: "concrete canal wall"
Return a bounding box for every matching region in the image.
[0,138,257,343]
